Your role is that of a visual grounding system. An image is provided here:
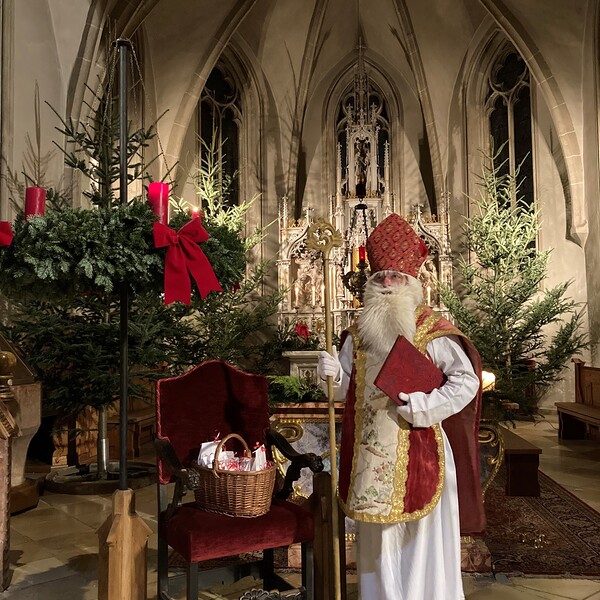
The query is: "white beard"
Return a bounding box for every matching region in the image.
[357,275,423,360]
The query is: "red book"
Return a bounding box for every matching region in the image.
[374,336,445,406]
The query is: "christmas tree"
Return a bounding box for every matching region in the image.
[439,158,588,420]
[0,80,279,476]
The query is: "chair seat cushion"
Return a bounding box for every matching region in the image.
[164,498,314,563]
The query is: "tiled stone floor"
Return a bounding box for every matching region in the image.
[2,412,600,599]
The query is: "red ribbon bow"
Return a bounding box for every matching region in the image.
[0,222,13,246]
[153,217,222,305]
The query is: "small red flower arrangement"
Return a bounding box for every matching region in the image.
[271,318,321,352]
[295,322,311,340]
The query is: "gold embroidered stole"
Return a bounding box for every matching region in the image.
[340,322,445,523]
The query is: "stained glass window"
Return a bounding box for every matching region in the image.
[198,65,241,206]
[486,51,534,211]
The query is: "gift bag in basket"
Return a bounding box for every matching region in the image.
[192,433,276,518]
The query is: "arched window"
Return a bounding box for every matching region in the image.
[335,53,390,199]
[197,65,241,206]
[486,50,534,209]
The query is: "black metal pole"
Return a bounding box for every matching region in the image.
[116,38,131,491]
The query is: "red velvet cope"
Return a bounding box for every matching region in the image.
[339,370,441,513]
[338,319,486,535]
[418,307,486,536]
[403,427,440,513]
[156,361,271,485]
[164,499,314,563]
[443,389,484,535]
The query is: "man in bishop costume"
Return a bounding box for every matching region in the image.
[318,213,485,600]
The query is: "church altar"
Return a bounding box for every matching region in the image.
[276,43,453,339]
[277,200,452,339]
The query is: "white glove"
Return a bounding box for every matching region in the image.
[396,392,414,424]
[317,347,341,381]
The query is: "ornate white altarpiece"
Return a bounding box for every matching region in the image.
[276,42,453,341]
[277,198,453,343]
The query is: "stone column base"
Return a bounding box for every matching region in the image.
[10,478,39,514]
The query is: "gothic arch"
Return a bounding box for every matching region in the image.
[285,1,330,218]
[461,28,534,197]
[171,37,272,262]
[202,43,263,206]
[441,17,495,247]
[224,38,291,265]
[58,0,160,206]
[161,1,257,172]
[216,38,272,254]
[64,1,257,176]
[66,0,160,127]
[460,20,579,251]
[391,0,443,216]
[478,0,587,246]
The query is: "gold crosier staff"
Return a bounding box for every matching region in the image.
[306,220,344,600]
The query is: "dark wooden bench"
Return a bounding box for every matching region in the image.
[500,426,542,496]
[555,358,600,440]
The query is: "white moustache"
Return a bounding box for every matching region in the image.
[358,277,423,358]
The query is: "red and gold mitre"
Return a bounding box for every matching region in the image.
[366,213,428,277]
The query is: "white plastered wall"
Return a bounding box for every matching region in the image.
[1,0,90,220]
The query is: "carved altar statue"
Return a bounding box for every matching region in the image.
[421,259,440,307]
[294,254,324,310]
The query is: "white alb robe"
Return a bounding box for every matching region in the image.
[335,335,479,600]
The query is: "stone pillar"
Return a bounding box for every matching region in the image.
[0,351,19,591]
[0,435,10,591]
[10,380,41,513]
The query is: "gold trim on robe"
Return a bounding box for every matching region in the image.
[414,305,462,353]
[339,327,445,523]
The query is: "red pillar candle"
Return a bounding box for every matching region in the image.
[191,206,200,219]
[0,222,13,246]
[148,182,170,225]
[358,245,366,263]
[24,186,46,218]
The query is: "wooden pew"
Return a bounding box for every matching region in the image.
[556,359,600,440]
[499,426,541,496]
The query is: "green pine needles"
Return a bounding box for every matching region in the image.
[439,159,588,419]
[0,203,162,301]
[0,76,280,423]
[47,86,165,210]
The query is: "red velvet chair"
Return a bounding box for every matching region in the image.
[154,360,323,600]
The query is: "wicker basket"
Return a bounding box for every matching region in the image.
[192,433,276,518]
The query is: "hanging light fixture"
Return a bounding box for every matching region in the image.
[342,181,371,304]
